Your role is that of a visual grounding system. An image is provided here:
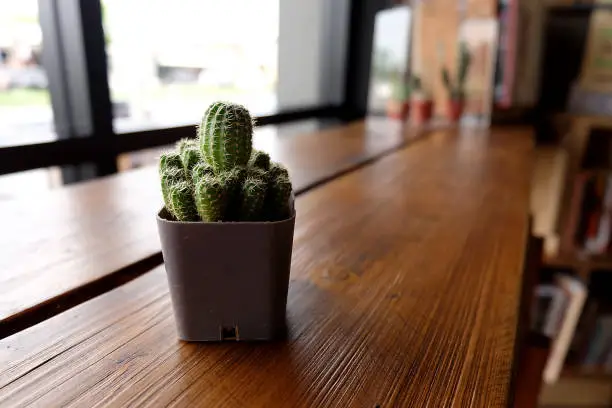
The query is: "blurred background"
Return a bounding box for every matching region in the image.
[2,1,612,404]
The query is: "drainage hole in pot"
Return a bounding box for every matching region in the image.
[220,326,239,341]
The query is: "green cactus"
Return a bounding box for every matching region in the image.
[195,175,228,222]
[198,101,253,173]
[160,166,185,213]
[457,42,471,90]
[160,151,183,174]
[158,101,294,222]
[391,73,411,101]
[268,162,289,181]
[222,166,247,220]
[441,42,472,101]
[159,152,188,218]
[247,166,268,182]
[223,166,247,192]
[176,139,201,174]
[240,176,267,221]
[266,174,292,220]
[249,150,271,170]
[176,138,197,153]
[191,162,214,183]
[169,181,199,221]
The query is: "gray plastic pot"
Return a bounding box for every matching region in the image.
[156,208,295,341]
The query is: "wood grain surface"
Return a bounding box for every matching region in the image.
[0,119,422,338]
[0,126,533,407]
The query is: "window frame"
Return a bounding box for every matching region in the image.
[0,0,393,181]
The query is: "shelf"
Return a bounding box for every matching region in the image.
[551,4,612,12]
[562,366,612,381]
[545,254,612,273]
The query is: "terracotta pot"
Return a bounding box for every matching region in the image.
[447,99,464,122]
[412,99,433,126]
[157,208,296,341]
[386,100,410,121]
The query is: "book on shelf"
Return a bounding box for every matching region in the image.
[532,285,568,338]
[543,274,588,383]
[581,314,612,372]
[562,172,612,256]
[605,339,612,372]
[532,273,588,383]
[535,270,612,379]
[569,299,599,363]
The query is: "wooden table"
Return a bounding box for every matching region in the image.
[0,118,421,338]
[0,125,534,406]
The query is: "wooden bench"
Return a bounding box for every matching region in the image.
[0,126,534,406]
[0,119,422,338]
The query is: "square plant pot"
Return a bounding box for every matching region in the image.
[157,208,296,341]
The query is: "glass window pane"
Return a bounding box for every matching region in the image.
[368,7,412,115]
[0,0,54,146]
[103,0,279,133]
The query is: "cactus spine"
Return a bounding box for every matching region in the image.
[159,101,293,222]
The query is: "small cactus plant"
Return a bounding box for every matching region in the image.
[410,75,431,101]
[159,101,293,222]
[441,42,472,101]
[391,73,411,102]
[199,101,253,173]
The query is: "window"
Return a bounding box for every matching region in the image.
[368,7,412,114]
[102,0,279,132]
[0,0,359,187]
[0,0,54,146]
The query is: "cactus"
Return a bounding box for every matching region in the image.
[194,175,228,222]
[158,101,294,222]
[191,161,215,183]
[268,162,289,181]
[441,42,472,101]
[240,176,267,221]
[159,152,186,215]
[267,174,292,220]
[409,75,431,101]
[177,139,201,174]
[160,167,185,213]
[391,73,411,101]
[160,151,183,174]
[457,42,471,90]
[176,138,197,153]
[222,166,247,220]
[249,150,271,170]
[198,101,253,173]
[169,181,199,221]
[247,166,268,181]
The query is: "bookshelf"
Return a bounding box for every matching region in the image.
[562,366,611,380]
[554,114,612,241]
[546,254,612,278]
[538,114,612,389]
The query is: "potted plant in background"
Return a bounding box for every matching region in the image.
[410,75,434,126]
[157,101,295,342]
[386,74,411,121]
[441,42,472,123]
